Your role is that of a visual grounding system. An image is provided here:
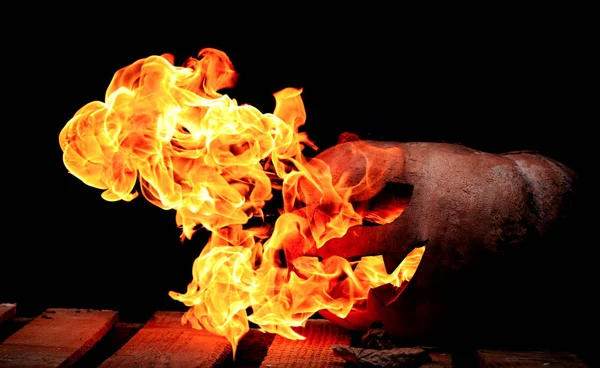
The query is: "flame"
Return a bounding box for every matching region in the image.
[59,48,425,355]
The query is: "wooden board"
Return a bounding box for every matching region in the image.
[477,349,588,368]
[0,308,118,367]
[1,307,590,367]
[70,322,144,368]
[99,311,232,367]
[0,304,16,325]
[424,352,454,367]
[223,329,275,368]
[260,319,350,368]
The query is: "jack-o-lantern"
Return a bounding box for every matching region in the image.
[284,140,579,345]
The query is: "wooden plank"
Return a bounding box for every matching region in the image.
[0,304,16,325]
[423,351,453,367]
[222,329,275,368]
[99,311,232,368]
[477,350,588,368]
[260,319,350,368]
[71,322,144,368]
[0,308,118,367]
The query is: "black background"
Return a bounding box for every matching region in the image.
[1,8,594,358]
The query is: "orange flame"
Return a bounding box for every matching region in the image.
[59,48,425,355]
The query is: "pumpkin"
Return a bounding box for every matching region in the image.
[285,140,579,344]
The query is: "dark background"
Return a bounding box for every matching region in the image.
[2,9,594,359]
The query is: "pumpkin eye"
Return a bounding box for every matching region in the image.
[353,183,413,226]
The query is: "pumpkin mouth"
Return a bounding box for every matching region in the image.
[298,182,427,324]
[353,241,427,308]
[317,241,427,330]
[353,182,427,309]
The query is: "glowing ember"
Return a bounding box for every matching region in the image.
[59,48,425,355]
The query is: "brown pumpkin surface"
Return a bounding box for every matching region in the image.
[285,141,580,345]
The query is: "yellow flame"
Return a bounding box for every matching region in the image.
[59,48,425,356]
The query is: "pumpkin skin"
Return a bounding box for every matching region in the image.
[288,141,579,344]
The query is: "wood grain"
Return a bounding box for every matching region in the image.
[0,308,118,367]
[260,319,350,368]
[99,311,232,368]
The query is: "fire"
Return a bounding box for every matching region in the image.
[59,48,425,355]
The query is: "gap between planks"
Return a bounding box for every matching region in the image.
[99,311,232,368]
[98,314,357,368]
[4,307,590,367]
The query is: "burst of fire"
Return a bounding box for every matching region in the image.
[59,48,425,355]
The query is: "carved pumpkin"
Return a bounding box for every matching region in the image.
[285,140,579,344]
